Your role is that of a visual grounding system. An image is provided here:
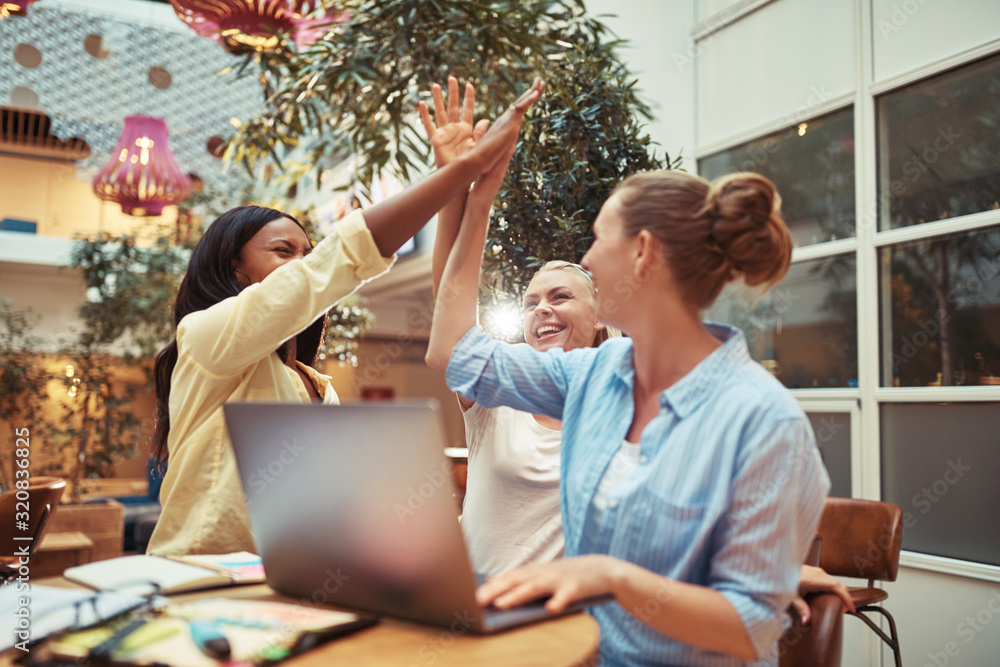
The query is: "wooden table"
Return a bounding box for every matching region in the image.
[29,579,601,667]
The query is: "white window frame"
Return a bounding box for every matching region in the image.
[694,0,1000,583]
[798,399,864,499]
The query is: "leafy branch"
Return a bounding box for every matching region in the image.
[227,0,609,196]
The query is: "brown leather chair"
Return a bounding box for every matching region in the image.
[817,497,904,667]
[778,592,845,667]
[0,476,66,582]
[777,534,844,667]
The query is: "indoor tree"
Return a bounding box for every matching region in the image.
[226,0,675,330]
[227,0,617,196]
[0,300,58,492]
[483,36,675,298]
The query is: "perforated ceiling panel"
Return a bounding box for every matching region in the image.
[0,4,261,192]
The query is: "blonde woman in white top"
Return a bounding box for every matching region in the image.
[146,78,545,556]
[421,77,612,575]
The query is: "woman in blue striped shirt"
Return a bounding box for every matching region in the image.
[428,165,832,665]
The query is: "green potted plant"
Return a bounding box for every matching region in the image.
[0,299,57,494]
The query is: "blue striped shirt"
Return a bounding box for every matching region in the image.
[447,323,830,666]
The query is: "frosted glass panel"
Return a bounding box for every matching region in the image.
[881,403,1000,566]
[807,412,852,499]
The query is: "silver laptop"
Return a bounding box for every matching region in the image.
[224,400,608,633]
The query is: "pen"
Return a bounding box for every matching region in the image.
[188,620,232,660]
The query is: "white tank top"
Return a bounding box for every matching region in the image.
[460,403,564,576]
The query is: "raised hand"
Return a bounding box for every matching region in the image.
[465,77,545,178]
[418,76,490,168]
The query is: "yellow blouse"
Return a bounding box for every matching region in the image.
[147,210,393,556]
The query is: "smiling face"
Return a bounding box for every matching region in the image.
[522,267,603,353]
[232,217,312,285]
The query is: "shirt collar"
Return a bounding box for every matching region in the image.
[658,322,751,419]
[295,361,335,401]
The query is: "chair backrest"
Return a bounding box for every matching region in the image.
[817,497,903,583]
[0,476,67,556]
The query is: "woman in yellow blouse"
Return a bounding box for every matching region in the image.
[146,79,545,555]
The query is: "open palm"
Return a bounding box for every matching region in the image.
[419,76,489,167]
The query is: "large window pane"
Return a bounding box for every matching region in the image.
[699,107,855,247]
[705,255,857,389]
[879,226,1000,387]
[806,412,852,499]
[877,52,1000,230]
[881,403,1000,567]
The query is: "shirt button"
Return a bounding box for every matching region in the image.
[639,455,648,464]
[609,499,619,509]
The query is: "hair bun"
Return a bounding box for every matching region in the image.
[705,172,791,289]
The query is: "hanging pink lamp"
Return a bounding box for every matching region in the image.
[169,0,344,53]
[1,0,39,18]
[92,115,193,217]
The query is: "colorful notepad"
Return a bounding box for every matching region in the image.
[47,597,375,666]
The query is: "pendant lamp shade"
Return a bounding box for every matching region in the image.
[169,0,341,53]
[1,0,39,18]
[92,115,192,216]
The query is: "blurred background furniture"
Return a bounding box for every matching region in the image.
[444,447,468,509]
[91,459,164,553]
[75,458,164,554]
[818,497,904,667]
[0,475,66,582]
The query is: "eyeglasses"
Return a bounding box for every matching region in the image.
[14,581,164,657]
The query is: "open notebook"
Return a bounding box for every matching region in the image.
[63,552,265,595]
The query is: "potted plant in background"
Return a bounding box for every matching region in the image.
[0,299,59,494]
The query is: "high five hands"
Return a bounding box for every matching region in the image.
[419,75,545,178]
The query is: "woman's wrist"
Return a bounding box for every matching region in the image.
[451,149,486,181]
[604,556,632,602]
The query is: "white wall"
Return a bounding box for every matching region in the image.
[585,0,697,169]
[871,0,1000,84]
[696,0,856,147]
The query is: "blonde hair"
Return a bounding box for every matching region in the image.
[613,170,792,309]
[530,260,621,346]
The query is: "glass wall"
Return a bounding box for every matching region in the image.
[879,226,1000,387]
[699,106,855,247]
[705,255,858,389]
[699,53,1000,557]
[871,53,1000,570]
[877,52,1000,230]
